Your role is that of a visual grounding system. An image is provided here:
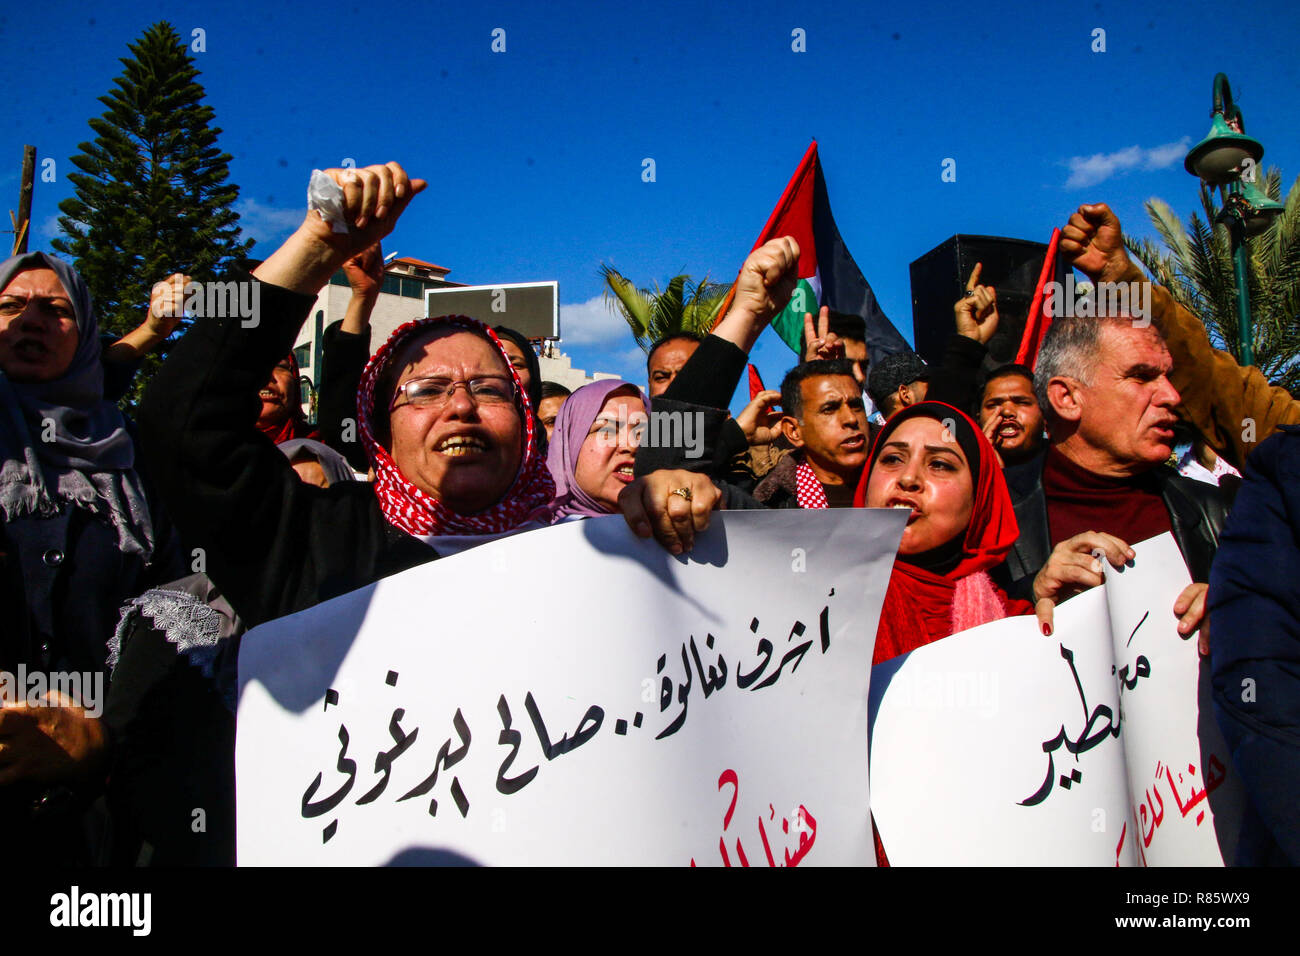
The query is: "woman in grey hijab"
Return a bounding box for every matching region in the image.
[0,253,152,548]
[0,251,182,858]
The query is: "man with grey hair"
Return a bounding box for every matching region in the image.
[997,307,1230,645]
[1056,202,1300,469]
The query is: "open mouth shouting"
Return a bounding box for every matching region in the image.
[1149,418,1178,441]
[436,433,490,458]
[886,496,922,522]
[995,419,1023,441]
[12,338,52,363]
[612,461,636,484]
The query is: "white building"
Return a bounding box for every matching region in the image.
[293,256,619,400]
[538,343,622,392]
[292,256,459,383]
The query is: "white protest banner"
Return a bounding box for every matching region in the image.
[236,509,905,866]
[1097,533,1243,866]
[869,532,1243,866]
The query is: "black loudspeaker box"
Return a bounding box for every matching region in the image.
[909,234,1070,371]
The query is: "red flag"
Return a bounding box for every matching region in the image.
[747,364,766,401]
[712,141,820,337]
[1015,229,1062,370]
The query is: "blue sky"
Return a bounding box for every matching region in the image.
[4,0,1299,411]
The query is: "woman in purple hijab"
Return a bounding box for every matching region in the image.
[546,379,647,518]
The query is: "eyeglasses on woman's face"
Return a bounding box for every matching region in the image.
[389,375,516,412]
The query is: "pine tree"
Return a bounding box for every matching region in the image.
[52,21,252,407]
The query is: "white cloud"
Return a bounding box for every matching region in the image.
[558,344,647,387]
[603,346,649,381]
[235,198,305,245]
[1063,137,1192,189]
[37,214,63,241]
[1143,138,1193,170]
[558,294,630,347]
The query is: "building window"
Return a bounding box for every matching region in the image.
[293,344,311,370]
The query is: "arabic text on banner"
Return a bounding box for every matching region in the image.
[236,509,905,866]
[870,532,1243,866]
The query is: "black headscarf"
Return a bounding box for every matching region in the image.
[491,325,542,414]
[492,324,546,454]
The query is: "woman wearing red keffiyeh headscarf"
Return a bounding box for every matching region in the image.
[140,160,713,628]
[357,314,555,541]
[139,162,563,628]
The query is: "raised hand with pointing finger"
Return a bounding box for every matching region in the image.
[953,262,1000,345]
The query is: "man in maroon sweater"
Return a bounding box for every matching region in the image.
[998,308,1230,647]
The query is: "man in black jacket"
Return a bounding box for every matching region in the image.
[748,359,870,509]
[641,253,1002,491]
[998,309,1229,644]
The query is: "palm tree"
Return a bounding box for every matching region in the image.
[1125,167,1300,393]
[599,264,732,352]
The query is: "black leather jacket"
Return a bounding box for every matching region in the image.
[996,449,1232,599]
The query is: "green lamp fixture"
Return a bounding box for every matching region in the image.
[1226,179,1285,236]
[1184,76,1264,185]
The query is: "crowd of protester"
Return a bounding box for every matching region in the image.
[2,161,1298,866]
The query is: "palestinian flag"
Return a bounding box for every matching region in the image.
[718,142,909,365]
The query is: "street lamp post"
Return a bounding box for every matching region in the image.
[1223,194,1254,366]
[1183,73,1283,368]
[299,374,318,424]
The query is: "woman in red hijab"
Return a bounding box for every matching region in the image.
[255,351,320,445]
[855,400,1033,662]
[857,400,1034,865]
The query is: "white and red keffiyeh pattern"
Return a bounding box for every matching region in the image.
[356,315,555,537]
[794,458,829,509]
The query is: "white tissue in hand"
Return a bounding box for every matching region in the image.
[307,169,349,234]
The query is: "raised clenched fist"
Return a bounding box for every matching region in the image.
[729,237,801,328]
[298,162,427,258]
[1060,203,1131,285]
